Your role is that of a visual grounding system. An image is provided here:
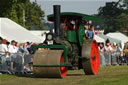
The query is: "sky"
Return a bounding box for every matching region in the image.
[30,0,118,20]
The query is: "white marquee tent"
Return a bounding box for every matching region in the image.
[106,32,128,48]
[0,18,43,43]
[94,35,105,43]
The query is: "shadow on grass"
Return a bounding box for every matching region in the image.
[14,74,36,78]
[13,73,85,79]
[67,74,85,76]
[14,74,63,79]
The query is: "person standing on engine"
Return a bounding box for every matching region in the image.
[86,25,95,40]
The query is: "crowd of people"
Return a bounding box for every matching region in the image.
[0,37,36,74]
[98,39,128,66]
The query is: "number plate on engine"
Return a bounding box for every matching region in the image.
[47,41,53,45]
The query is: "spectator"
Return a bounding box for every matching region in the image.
[86,25,95,39]
[15,42,19,52]
[98,43,104,52]
[116,44,122,55]
[19,43,31,72]
[8,40,17,72]
[110,43,117,52]
[116,44,122,64]
[103,39,112,52]
[110,43,118,65]
[0,39,9,57]
[16,43,29,73]
[8,40,17,54]
[26,42,32,53]
[98,43,106,67]
[103,39,112,65]
[0,39,10,71]
[123,42,128,64]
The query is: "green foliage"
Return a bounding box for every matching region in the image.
[0,0,45,30]
[115,13,128,30]
[98,1,125,34]
[0,0,18,23]
[98,0,128,34]
[25,2,45,30]
[0,74,16,81]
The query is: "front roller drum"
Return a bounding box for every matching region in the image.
[33,49,68,78]
[82,40,100,75]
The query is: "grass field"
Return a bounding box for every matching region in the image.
[0,66,128,85]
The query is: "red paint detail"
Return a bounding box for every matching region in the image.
[60,53,68,77]
[62,18,68,31]
[65,26,68,30]
[90,40,100,74]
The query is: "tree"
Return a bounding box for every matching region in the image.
[25,1,45,30]
[0,0,19,23]
[98,0,125,33]
[0,0,45,30]
[115,13,128,31]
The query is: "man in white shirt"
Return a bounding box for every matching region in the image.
[8,40,17,72]
[8,40,17,55]
[0,39,10,71]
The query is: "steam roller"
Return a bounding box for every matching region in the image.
[33,5,100,78]
[33,50,67,78]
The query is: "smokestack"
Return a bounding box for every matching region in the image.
[53,5,61,39]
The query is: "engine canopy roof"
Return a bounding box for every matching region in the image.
[47,12,101,23]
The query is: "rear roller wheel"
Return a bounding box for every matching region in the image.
[82,40,100,75]
[33,49,68,78]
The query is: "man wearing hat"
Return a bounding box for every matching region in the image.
[8,40,18,72]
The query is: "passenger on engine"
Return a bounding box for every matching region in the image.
[86,25,95,39]
[69,19,77,30]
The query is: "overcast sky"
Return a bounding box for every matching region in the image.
[31,0,118,20]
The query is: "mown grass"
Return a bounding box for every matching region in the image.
[0,74,16,81]
[78,66,128,85]
[0,66,128,85]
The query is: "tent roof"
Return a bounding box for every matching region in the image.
[98,34,122,44]
[94,35,105,43]
[106,32,128,43]
[0,18,43,43]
